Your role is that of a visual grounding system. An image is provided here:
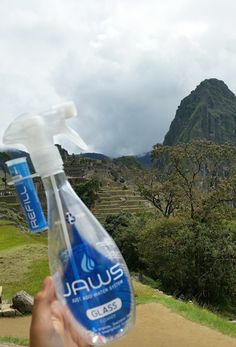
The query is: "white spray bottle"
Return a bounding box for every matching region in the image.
[3,102,135,346]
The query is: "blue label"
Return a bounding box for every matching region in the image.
[61,224,132,339]
[7,160,47,233]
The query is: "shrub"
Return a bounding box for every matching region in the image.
[140,217,236,309]
[74,178,100,208]
[104,212,144,272]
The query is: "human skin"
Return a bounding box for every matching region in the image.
[30,276,90,347]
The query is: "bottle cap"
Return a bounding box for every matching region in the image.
[3,102,88,177]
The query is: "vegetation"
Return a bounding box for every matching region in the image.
[140,217,236,311]
[138,170,180,217]
[74,178,100,208]
[0,207,26,227]
[134,140,236,315]
[104,212,144,273]
[139,140,236,220]
[113,156,142,169]
[0,223,48,299]
[104,209,236,315]
[0,336,29,346]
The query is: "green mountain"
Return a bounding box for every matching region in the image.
[164,78,236,145]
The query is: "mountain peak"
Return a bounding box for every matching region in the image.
[195,78,235,99]
[163,78,236,146]
[199,78,227,86]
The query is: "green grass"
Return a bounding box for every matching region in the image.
[0,224,49,299]
[0,223,49,345]
[0,336,29,346]
[141,275,162,289]
[0,219,15,225]
[21,257,50,296]
[134,281,236,339]
[3,255,50,299]
[0,224,47,251]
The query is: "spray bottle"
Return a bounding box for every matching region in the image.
[3,102,135,345]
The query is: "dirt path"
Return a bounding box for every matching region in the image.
[1,303,236,347]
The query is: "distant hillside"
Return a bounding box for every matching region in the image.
[80,152,111,161]
[164,78,236,145]
[73,152,153,168]
[136,152,152,167]
[113,156,142,169]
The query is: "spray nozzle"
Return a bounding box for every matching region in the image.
[3,101,88,177]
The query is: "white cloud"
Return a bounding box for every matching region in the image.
[0,0,236,156]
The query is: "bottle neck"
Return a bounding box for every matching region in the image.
[42,171,67,193]
[31,145,63,178]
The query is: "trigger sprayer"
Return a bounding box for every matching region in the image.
[3,102,135,346]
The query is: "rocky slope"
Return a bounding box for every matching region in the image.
[164,78,236,145]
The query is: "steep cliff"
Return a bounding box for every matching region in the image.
[164,78,236,145]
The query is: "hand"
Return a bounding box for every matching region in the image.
[30,276,90,347]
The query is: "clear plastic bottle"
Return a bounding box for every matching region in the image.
[43,171,135,345]
[3,102,135,346]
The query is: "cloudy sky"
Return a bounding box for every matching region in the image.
[0,0,236,157]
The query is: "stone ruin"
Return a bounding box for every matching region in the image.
[0,286,33,317]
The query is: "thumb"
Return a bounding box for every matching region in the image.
[30,277,57,347]
[35,276,55,304]
[32,277,55,323]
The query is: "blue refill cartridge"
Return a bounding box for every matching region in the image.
[6,157,48,233]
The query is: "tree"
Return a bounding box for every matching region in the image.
[74,178,100,209]
[137,169,181,217]
[104,212,145,273]
[150,140,236,220]
[136,140,236,312]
